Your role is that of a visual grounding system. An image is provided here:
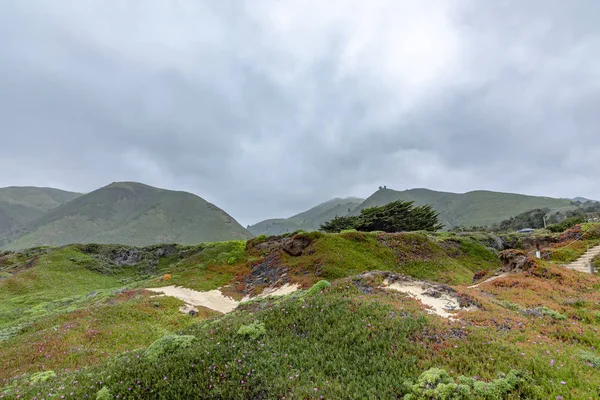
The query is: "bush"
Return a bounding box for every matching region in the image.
[547,216,586,233]
[237,321,266,339]
[536,306,567,320]
[306,280,331,295]
[29,370,56,384]
[580,351,600,368]
[405,368,526,400]
[96,387,112,400]
[592,254,600,271]
[145,334,196,362]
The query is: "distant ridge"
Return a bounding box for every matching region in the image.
[0,186,81,242]
[248,197,364,236]
[249,187,575,232]
[351,188,573,228]
[2,182,251,249]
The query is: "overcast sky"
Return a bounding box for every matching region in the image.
[1,1,599,225]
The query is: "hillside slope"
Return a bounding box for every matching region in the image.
[2,231,600,399]
[0,186,81,242]
[353,188,572,229]
[248,197,364,236]
[3,182,251,249]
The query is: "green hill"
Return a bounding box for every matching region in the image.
[352,188,573,229]
[0,187,81,242]
[3,182,251,249]
[248,197,364,236]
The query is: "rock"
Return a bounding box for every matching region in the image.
[281,235,312,256]
[499,250,536,272]
[112,249,144,266]
[247,233,314,257]
[179,304,199,315]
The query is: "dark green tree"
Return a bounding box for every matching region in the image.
[320,200,442,233]
[320,215,360,233]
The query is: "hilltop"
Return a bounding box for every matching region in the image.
[249,188,574,234]
[2,182,252,249]
[248,197,364,236]
[353,188,573,229]
[0,187,81,244]
[1,227,599,399]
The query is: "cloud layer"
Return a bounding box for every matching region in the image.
[1,1,599,225]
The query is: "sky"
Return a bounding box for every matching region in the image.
[1,1,599,226]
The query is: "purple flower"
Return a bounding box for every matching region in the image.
[560,381,566,385]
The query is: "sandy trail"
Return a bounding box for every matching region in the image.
[468,272,510,289]
[147,283,300,314]
[382,279,471,319]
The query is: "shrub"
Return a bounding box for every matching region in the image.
[252,234,268,245]
[536,306,567,320]
[580,351,600,368]
[29,370,56,384]
[145,334,196,362]
[592,254,600,271]
[405,368,525,400]
[237,321,266,339]
[96,387,112,400]
[547,216,586,233]
[306,280,331,295]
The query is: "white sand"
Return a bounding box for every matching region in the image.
[147,286,240,313]
[243,283,300,301]
[382,279,468,319]
[147,283,300,314]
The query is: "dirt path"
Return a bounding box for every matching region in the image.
[147,283,300,314]
[468,272,510,289]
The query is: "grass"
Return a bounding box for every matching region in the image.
[6,266,600,399]
[3,231,600,399]
[0,291,210,382]
[145,241,249,292]
[0,247,141,339]
[279,232,500,286]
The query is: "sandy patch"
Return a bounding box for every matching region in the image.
[246,283,300,300]
[382,279,469,319]
[147,286,240,313]
[147,283,300,314]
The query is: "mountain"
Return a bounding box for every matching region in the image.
[0,186,81,241]
[573,196,598,203]
[3,182,251,249]
[352,188,573,228]
[248,197,364,236]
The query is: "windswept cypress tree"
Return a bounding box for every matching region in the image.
[320,200,442,233]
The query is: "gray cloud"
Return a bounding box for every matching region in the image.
[1,0,599,225]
